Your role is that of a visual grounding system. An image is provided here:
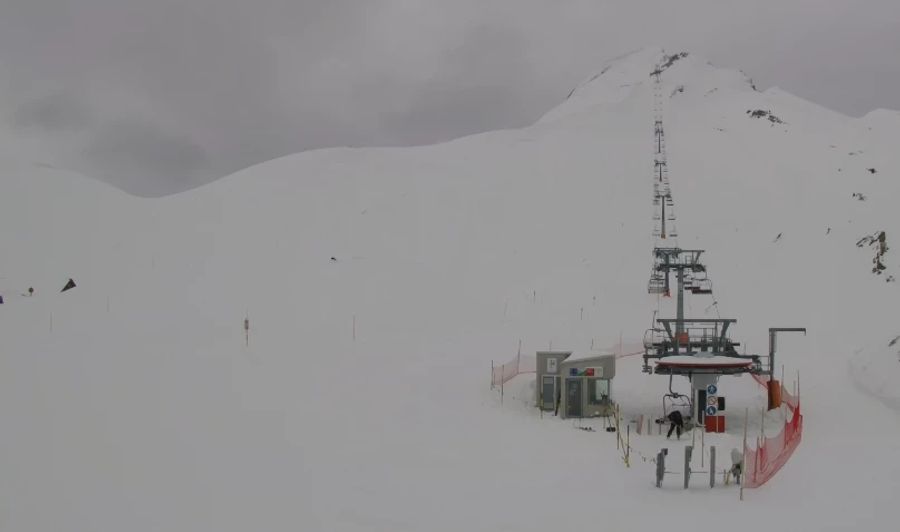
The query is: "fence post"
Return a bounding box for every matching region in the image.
[684,446,692,489]
[616,405,620,451]
[761,407,765,440]
[656,450,665,488]
[626,425,631,467]
[741,407,748,500]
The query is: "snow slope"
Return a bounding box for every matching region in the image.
[1,47,899,531]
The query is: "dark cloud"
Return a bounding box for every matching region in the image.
[12,92,94,132]
[80,120,210,196]
[1,1,898,196]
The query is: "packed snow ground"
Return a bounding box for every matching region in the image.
[1,48,899,531]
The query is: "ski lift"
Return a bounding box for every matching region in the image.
[661,375,692,419]
[690,278,713,294]
[643,327,668,348]
[648,275,667,295]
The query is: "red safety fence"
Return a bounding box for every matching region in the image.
[743,376,803,488]
[491,354,536,387]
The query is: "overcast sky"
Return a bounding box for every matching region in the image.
[2,0,898,195]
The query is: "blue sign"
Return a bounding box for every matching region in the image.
[705,405,718,416]
[706,384,718,395]
[569,368,578,376]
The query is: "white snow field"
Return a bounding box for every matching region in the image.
[1,48,899,531]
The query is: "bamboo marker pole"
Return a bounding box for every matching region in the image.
[626,425,631,467]
[741,407,749,501]
[761,407,765,440]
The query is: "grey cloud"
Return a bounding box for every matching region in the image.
[81,120,209,196]
[12,92,94,132]
[1,1,898,196]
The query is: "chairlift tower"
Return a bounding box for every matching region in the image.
[650,66,677,242]
[642,60,804,429]
[644,247,763,425]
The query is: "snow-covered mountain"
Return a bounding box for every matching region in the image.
[1,47,899,531]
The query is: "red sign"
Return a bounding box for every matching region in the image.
[585,368,595,376]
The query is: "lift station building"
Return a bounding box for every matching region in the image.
[536,351,616,418]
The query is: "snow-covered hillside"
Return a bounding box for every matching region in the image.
[1,47,899,531]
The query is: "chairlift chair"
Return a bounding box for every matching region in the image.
[690,278,713,294]
[648,276,667,295]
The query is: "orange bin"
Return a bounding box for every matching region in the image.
[705,415,726,433]
[767,380,782,410]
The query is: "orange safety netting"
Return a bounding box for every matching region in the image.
[491,354,536,387]
[743,377,803,488]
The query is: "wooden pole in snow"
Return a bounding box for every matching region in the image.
[626,424,631,467]
[741,407,748,500]
[760,407,765,440]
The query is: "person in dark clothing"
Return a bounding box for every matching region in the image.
[666,410,685,439]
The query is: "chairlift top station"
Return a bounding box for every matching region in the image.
[643,247,759,377]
